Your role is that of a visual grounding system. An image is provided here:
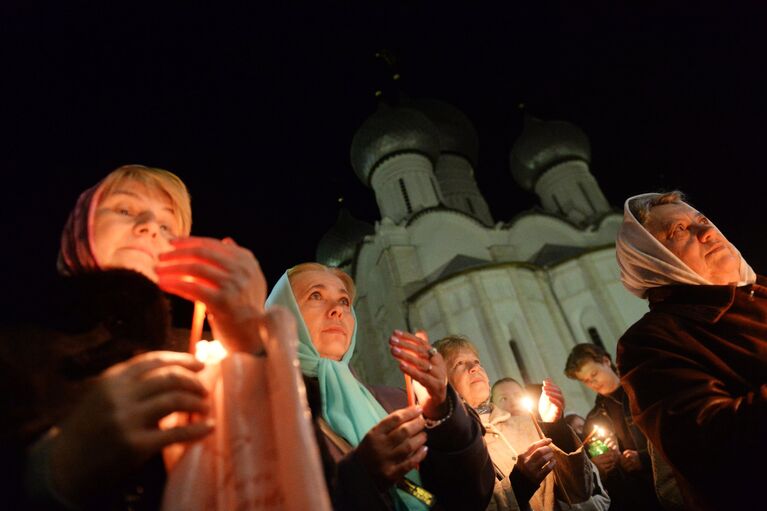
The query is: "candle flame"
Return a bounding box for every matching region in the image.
[195,339,228,364]
[521,396,534,413]
[594,425,604,437]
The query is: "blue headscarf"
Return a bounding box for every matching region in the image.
[265,270,427,511]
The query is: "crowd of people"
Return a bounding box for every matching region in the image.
[0,166,763,511]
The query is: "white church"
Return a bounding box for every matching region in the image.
[317,99,648,414]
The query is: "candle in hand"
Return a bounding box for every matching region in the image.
[195,339,228,364]
[521,396,545,439]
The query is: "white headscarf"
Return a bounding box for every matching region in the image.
[616,193,756,298]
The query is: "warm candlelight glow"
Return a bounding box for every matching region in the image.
[582,424,605,445]
[521,396,534,413]
[189,300,207,353]
[405,374,415,407]
[195,339,228,364]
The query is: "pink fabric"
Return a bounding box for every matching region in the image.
[56,181,105,275]
[161,308,332,511]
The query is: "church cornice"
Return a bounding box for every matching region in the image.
[503,206,621,232]
[405,205,491,228]
[405,243,616,303]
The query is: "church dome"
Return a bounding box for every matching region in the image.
[316,209,375,268]
[350,104,441,187]
[509,116,591,191]
[405,99,479,167]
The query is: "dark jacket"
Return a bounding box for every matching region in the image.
[584,387,662,511]
[617,278,767,511]
[304,376,495,511]
[0,270,174,510]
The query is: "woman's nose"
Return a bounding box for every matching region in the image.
[697,223,716,242]
[133,212,160,237]
[328,303,344,318]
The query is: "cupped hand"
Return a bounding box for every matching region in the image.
[356,406,429,489]
[591,448,619,477]
[619,449,643,473]
[538,378,565,423]
[516,437,556,486]
[156,236,267,355]
[50,351,213,505]
[389,330,448,420]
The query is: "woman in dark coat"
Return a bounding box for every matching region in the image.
[615,191,765,511]
[265,262,495,511]
[3,164,267,510]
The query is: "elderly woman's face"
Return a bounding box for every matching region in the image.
[291,270,355,361]
[446,347,490,409]
[644,202,740,285]
[92,179,179,282]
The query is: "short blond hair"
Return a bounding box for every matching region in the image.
[433,335,478,365]
[99,164,192,236]
[287,262,356,302]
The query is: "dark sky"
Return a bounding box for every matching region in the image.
[3,3,767,318]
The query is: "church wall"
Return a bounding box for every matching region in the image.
[408,212,497,276]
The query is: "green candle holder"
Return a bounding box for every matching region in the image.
[587,438,610,458]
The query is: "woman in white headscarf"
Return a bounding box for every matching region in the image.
[615,191,766,511]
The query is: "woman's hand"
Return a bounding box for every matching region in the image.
[389,330,448,420]
[538,378,565,423]
[619,449,643,472]
[156,236,267,355]
[355,406,428,489]
[591,448,620,477]
[515,438,556,486]
[50,351,213,505]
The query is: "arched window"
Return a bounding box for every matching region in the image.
[587,327,605,350]
[399,178,413,214]
[508,339,531,385]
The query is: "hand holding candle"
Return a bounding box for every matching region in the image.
[156,236,267,356]
[390,329,448,421]
[521,395,546,439]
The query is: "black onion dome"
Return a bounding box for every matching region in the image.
[509,116,591,191]
[405,98,479,167]
[316,209,374,267]
[350,104,441,187]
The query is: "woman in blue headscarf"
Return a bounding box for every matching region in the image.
[266,263,495,511]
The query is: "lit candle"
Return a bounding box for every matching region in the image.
[521,396,545,439]
[194,339,228,364]
[582,425,603,445]
[189,300,207,353]
[405,374,416,407]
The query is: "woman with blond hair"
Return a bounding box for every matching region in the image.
[3,164,268,510]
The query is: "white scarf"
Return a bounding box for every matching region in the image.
[615,193,756,298]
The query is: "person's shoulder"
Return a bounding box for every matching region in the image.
[620,309,683,348]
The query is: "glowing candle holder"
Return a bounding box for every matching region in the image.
[194,339,228,364]
[585,425,611,458]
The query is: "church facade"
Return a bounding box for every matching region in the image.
[317,99,647,414]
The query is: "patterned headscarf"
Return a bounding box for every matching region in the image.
[57,181,105,275]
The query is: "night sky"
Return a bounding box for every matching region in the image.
[3,3,767,320]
